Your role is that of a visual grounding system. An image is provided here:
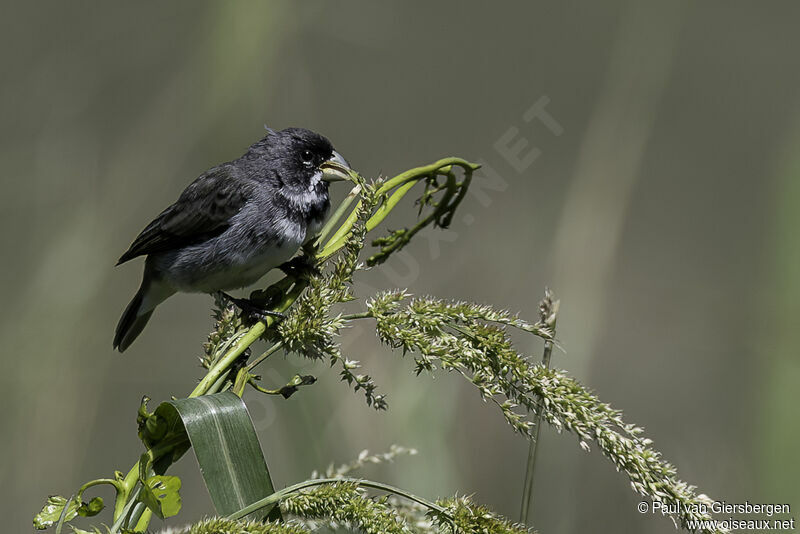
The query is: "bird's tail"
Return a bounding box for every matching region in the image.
[114,273,174,352]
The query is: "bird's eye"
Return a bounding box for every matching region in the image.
[300,150,314,164]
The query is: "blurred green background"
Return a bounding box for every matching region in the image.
[2,1,799,532]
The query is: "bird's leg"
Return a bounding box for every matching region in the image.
[217,291,286,322]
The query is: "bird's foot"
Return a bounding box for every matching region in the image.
[218,292,286,323]
[279,254,320,280]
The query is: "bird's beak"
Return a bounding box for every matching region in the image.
[321,151,353,182]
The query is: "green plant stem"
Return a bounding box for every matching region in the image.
[191,326,270,397]
[191,281,306,397]
[76,478,122,502]
[132,509,152,532]
[519,338,554,525]
[113,468,140,521]
[110,485,142,533]
[226,477,449,522]
[246,380,281,395]
[314,183,362,248]
[319,158,478,258]
[340,311,373,321]
[127,502,147,531]
[206,368,233,395]
[54,494,74,534]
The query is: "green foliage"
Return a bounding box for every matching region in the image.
[432,497,531,534]
[35,496,79,530]
[365,290,717,530]
[186,517,308,534]
[79,498,105,518]
[34,495,105,530]
[281,482,408,534]
[202,298,249,371]
[277,181,388,409]
[177,482,535,534]
[137,396,190,469]
[142,393,278,521]
[367,163,473,266]
[140,476,181,519]
[295,448,533,534]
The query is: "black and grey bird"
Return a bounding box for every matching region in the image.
[113,127,351,352]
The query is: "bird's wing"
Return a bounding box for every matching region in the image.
[117,165,253,265]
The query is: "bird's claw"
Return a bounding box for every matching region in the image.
[279,255,320,280]
[218,292,286,324]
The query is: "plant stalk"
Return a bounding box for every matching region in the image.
[519,337,554,524]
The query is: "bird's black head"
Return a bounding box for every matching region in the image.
[246,127,349,195]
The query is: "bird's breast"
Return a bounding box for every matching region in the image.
[153,187,329,293]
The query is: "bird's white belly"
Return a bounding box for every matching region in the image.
[188,244,298,293]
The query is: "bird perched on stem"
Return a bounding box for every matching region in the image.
[114,127,351,352]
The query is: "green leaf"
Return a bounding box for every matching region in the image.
[140,475,182,519]
[69,526,103,534]
[77,496,104,517]
[152,392,279,521]
[138,397,191,475]
[54,494,75,534]
[34,495,78,530]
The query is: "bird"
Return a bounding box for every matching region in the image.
[113,127,351,352]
